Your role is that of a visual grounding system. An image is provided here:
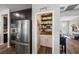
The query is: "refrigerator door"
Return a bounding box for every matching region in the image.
[16,20,30,54]
[21,20,30,42]
[16,20,21,42]
[16,20,30,43]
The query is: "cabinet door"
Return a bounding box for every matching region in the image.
[40,35,52,47]
[47,36,52,47]
[40,36,46,46]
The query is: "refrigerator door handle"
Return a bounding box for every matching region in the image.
[15,40,29,46]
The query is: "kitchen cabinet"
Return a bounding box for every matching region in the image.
[40,35,52,47]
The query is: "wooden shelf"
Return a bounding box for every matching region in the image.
[40,32,52,35]
[41,19,52,21]
[41,24,52,25]
[40,13,52,35]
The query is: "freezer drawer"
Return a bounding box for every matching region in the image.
[14,41,30,54]
[16,44,30,54]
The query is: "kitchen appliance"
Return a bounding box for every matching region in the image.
[15,20,30,54]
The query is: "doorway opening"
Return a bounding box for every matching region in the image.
[3,14,8,44]
[37,12,52,54]
[60,4,79,54]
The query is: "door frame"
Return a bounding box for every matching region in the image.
[35,10,54,54]
[0,9,10,48]
[2,14,8,44]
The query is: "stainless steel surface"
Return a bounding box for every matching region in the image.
[16,20,30,54]
[16,20,21,41]
[11,40,29,45]
[22,20,30,42]
[16,20,30,42]
[16,44,30,54]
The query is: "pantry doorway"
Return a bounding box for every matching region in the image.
[36,11,53,54]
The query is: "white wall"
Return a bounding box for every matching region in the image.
[32,4,60,54]
[60,21,69,35]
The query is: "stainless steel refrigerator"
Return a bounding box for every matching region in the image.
[15,20,30,54]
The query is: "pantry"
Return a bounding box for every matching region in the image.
[37,12,52,54]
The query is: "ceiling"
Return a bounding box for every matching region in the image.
[0,4,32,12]
[60,4,79,12]
[60,4,79,21]
[60,16,79,21]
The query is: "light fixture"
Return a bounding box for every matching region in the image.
[14,13,20,17]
